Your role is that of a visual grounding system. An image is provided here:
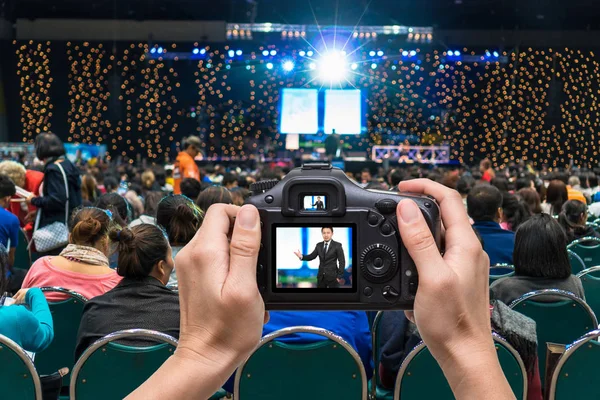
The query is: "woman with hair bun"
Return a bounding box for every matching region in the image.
[75,224,179,359]
[156,195,203,286]
[20,207,121,301]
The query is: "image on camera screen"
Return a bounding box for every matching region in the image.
[274,225,355,291]
[302,195,327,211]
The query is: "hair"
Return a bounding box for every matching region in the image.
[144,191,163,217]
[141,170,156,190]
[440,174,459,190]
[515,177,532,191]
[518,188,542,214]
[104,176,119,193]
[577,173,590,190]
[456,175,476,196]
[321,227,334,233]
[480,159,492,170]
[180,178,202,201]
[222,173,237,187]
[70,207,113,247]
[230,187,250,206]
[109,225,170,279]
[589,174,598,188]
[490,177,510,193]
[183,136,202,150]
[546,180,569,215]
[558,200,588,242]
[196,186,233,212]
[0,174,16,198]
[501,194,532,232]
[34,132,66,161]
[153,167,167,188]
[0,161,26,187]
[568,176,581,188]
[514,214,571,279]
[81,174,97,203]
[157,195,203,246]
[554,172,569,185]
[95,193,130,227]
[467,185,502,222]
[388,169,405,187]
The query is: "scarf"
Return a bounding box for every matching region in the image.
[59,244,109,267]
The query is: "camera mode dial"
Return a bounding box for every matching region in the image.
[360,244,398,283]
[250,180,279,195]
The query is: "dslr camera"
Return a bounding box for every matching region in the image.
[247,163,441,310]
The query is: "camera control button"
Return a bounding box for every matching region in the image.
[367,211,384,227]
[408,277,418,296]
[265,195,274,204]
[363,287,373,297]
[375,199,398,214]
[380,221,395,236]
[382,285,400,302]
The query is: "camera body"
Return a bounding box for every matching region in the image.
[247,163,441,310]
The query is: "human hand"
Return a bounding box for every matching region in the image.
[25,210,37,223]
[13,289,30,304]
[25,194,35,205]
[294,250,302,260]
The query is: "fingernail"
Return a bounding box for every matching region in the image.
[399,200,420,223]
[238,206,258,229]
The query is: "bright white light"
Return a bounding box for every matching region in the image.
[309,62,316,70]
[402,50,409,56]
[200,49,206,55]
[370,63,377,69]
[299,50,306,57]
[455,51,461,56]
[236,50,243,56]
[262,50,269,56]
[266,62,274,70]
[447,50,454,56]
[158,47,163,54]
[228,50,235,57]
[307,50,314,57]
[409,50,416,57]
[493,51,499,57]
[192,48,199,55]
[270,50,277,56]
[317,51,349,83]
[485,50,491,57]
[408,27,414,33]
[282,60,295,72]
[350,63,358,70]
[377,50,384,56]
[391,65,397,70]
[150,48,156,54]
[369,50,376,57]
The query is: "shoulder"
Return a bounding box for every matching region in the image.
[0,208,19,225]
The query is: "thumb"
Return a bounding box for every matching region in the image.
[397,200,443,278]
[228,205,261,286]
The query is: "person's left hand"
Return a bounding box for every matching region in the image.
[25,194,35,205]
[13,289,30,304]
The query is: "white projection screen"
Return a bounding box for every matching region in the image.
[324,89,363,135]
[279,88,319,134]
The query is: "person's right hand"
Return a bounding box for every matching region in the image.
[294,250,302,260]
[13,288,30,304]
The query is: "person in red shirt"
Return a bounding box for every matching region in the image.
[173,136,202,195]
[480,158,496,183]
[0,161,44,238]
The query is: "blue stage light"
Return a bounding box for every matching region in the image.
[228,50,235,58]
[200,49,206,55]
[282,60,295,72]
[447,50,454,56]
[350,63,358,70]
[493,51,499,57]
[158,47,163,54]
[318,51,348,83]
[266,62,274,70]
[402,50,409,56]
[236,50,243,56]
[309,62,316,70]
[409,50,417,57]
[391,65,397,70]
[246,65,251,70]
[371,63,377,69]
[192,48,199,55]
[455,50,461,56]
[485,50,491,57]
[299,50,306,57]
[377,50,384,56]
[262,50,269,56]
[150,48,156,54]
[307,50,314,57]
[270,50,277,56]
[369,51,376,57]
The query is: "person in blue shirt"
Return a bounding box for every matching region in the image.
[0,174,20,267]
[468,184,515,266]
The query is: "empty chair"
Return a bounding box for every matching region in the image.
[509,289,597,385]
[70,329,177,399]
[568,250,586,274]
[393,333,527,400]
[567,237,600,270]
[14,228,31,270]
[548,329,600,400]
[234,326,367,400]
[576,266,600,318]
[0,334,43,399]
[371,311,393,400]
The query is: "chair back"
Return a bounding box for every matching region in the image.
[567,237,600,271]
[34,287,88,385]
[568,250,586,274]
[576,266,600,319]
[0,334,43,400]
[70,329,177,400]
[14,228,31,270]
[509,289,598,385]
[234,326,367,400]
[370,311,393,400]
[549,329,600,400]
[393,333,527,400]
[490,264,515,285]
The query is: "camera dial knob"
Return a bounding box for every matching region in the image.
[250,180,279,195]
[360,244,398,283]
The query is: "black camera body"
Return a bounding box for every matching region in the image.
[247,163,441,310]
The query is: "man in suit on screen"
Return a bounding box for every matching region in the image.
[312,196,325,210]
[294,227,345,288]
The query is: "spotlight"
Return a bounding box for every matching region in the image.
[369,51,376,57]
[307,50,314,57]
[493,51,499,57]
[192,48,199,55]
[402,50,409,56]
[409,50,417,57]
[371,63,377,69]
[150,48,156,54]
[262,50,269,56]
[158,47,163,54]
[391,65,397,70]
[309,62,316,70]
[455,50,461,56]
[485,50,491,57]
[228,50,235,57]
[282,60,295,72]
[447,50,454,56]
[299,50,306,57]
[200,49,206,55]
[236,50,243,56]
[350,63,358,70]
[246,65,251,70]
[317,51,348,83]
[270,50,277,56]
[377,50,384,56]
[266,62,274,69]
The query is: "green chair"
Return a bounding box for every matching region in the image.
[234,326,367,400]
[371,311,393,400]
[0,334,43,399]
[576,266,600,319]
[490,264,515,285]
[548,329,600,400]
[567,237,600,271]
[568,250,586,274]
[14,228,31,270]
[587,222,600,235]
[35,287,88,390]
[509,289,598,386]
[393,333,527,399]
[70,329,177,399]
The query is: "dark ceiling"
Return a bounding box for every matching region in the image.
[2,0,600,30]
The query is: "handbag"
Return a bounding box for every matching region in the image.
[32,162,70,253]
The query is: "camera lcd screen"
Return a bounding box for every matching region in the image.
[273,224,356,292]
[302,195,327,211]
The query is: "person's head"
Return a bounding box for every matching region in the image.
[553,172,569,185]
[95,193,130,227]
[153,167,167,187]
[514,214,571,279]
[317,196,322,201]
[501,194,532,232]
[144,191,163,217]
[568,176,580,188]
[157,195,203,246]
[0,174,16,208]
[230,187,250,206]
[388,169,405,188]
[517,188,542,214]
[81,174,98,203]
[104,176,119,193]
[589,174,598,189]
[456,175,476,198]
[559,200,588,228]
[480,159,492,172]
[141,170,156,190]
[180,178,202,201]
[109,224,173,285]
[490,177,509,193]
[0,161,26,187]
[577,173,590,189]
[321,227,334,241]
[222,173,238,189]
[361,169,372,183]
[69,207,114,254]
[546,180,569,215]
[467,184,503,222]
[34,132,66,162]
[183,136,202,158]
[196,186,233,213]
[515,177,533,191]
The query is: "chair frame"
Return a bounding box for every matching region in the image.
[233,325,368,400]
[0,333,43,400]
[370,311,384,400]
[568,250,586,272]
[567,236,600,249]
[576,266,600,279]
[490,263,515,271]
[17,227,32,268]
[70,329,178,399]
[392,332,528,400]
[548,329,600,400]
[39,286,89,303]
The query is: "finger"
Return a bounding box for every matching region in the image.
[397,200,444,278]
[228,205,261,288]
[405,311,415,324]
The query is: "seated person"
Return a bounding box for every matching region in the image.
[0,174,20,268]
[0,247,54,353]
[196,186,233,213]
[468,184,515,265]
[21,207,121,301]
[75,224,179,359]
[558,200,600,243]
[500,193,531,232]
[491,214,585,305]
[0,161,43,238]
[129,191,163,227]
[179,178,202,202]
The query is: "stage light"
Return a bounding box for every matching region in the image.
[228,50,235,57]
[493,51,499,57]
[266,62,274,70]
[200,49,206,55]
[391,65,397,70]
[369,51,376,57]
[317,51,348,83]
[409,50,417,56]
[236,50,243,56]
[402,50,409,56]
[192,48,199,55]
[299,50,306,57]
[455,50,461,56]
[485,50,491,57]
[351,63,358,70]
[282,60,295,72]
[246,65,251,70]
[309,62,316,70]
[371,63,377,69]
[377,50,384,56]
[158,47,163,54]
[150,48,156,54]
[307,50,314,57]
[270,50,277,56]
[262,50,269,56]
[447,50,454,56]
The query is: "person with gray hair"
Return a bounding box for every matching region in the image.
[173,136,202,195]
